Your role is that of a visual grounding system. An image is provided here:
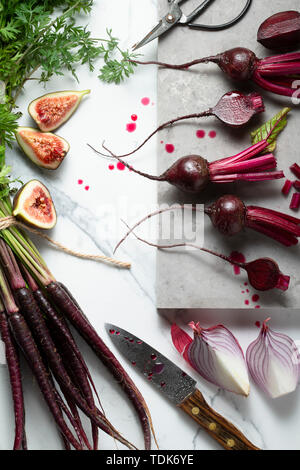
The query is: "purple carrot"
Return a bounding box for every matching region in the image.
[0,304,26,450]
[0,269,82,450]
[0,243,135,451]
[24,270,100,450]
[46,281,156,450]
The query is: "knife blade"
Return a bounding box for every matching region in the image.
[105,323,260,451]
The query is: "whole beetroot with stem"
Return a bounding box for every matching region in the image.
[132,47,300,97]
[91,137,284,195]
[115,195,300,251]
[121,223,290,292]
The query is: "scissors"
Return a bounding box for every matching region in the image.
[133,0,252,50]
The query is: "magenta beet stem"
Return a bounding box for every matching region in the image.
[208,140,283,183]
[282,180,293,196]
[252,70,296,97]
[246,206,300,247]
[290,163,300,180]
[294,181,300,191]
[209,144,283,183]
[290,193,300,211]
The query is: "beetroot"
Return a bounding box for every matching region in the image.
[257,11,300,51]
[98,91,264,160]
[94,139,284,194]
[132,47,300,97]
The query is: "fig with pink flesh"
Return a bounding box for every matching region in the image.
[13,180,57,230]
[28,90,90,132]
[16,127,69,170]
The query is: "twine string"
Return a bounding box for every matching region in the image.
[0,216,131,269]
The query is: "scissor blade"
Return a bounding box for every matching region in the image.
[133,20,169,51]
[133,2,183,51]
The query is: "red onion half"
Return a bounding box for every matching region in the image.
[171,323,250,397]
[246,319,300,399]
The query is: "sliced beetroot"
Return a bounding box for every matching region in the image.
[290,163,300,179]
[28,90,90,132]
[257,11,300,51]
[13,179,57,230]
[16,127,69,169]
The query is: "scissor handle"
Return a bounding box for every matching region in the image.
[179,0,252,31]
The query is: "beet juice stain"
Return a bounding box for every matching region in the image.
[141,97,150,106]
[165,143,175,153]
[230,251,246,275]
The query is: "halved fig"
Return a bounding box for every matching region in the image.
[16,127,69,170]
[13,180,57,230]
[28,90,90,132]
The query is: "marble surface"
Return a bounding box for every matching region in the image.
[0,0,299,451]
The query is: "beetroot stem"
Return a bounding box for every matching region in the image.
[129,56,220,70]
[89,143,162,181]
[94,111,212,159]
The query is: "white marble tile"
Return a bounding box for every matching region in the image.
[0,0,299,451]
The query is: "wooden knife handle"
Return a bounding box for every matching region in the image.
[179,389,260,450]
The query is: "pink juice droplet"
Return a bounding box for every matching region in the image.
[255,305,261,309]
[126,122,136,133]
[165,143,175,154]
[108,164,114,171]
[255,321,261,328]
[209,130,217,138]
[141,97,150,106]
[84,186,90,191]
[131,114,138,121]
[117,162,125,171]
[196,130,205,139]
[245,300,249,306]
[252,294,260,303]
[151,354,157,361]
[229,251,246,275]
[78,179,83,185]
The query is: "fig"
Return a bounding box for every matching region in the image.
[257,11,300,50]
[28,90,90,132]
[13,180,57,229]
[16,127,70,170]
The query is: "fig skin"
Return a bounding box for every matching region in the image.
[16,127,70,170]
[13,180,57,230]
[28,90,90,132]
[257,11,300,50]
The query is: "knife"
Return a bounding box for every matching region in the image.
[105,323,260,451]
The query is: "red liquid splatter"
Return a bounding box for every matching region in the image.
[116,331,120,335]
[78,179,83,185]
[246,289,249,293]
[255,321,261,328]
[153,363,164,374]
[244,282,248,286]
[245,300,249,305]
[126,122,136,133]
[151,354,157,360]
[132,361,136,366]
[255,305,261,309]
[165,143,175,153]
[209,130,217,138]
[109,329,115,334]
[131,114,138,121]
[84,186,90,191]
[117,162,125,171]
[230,251,246,275]
[136,340,143,344]
[252,294,260,303]
[161,382,166,388]
[196,130,205,139]
[160,140,164,144]
[108,164,114,171]
[241,290,245,294]
[141,97,150,106]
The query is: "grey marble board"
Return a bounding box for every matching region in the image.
[156,0,300,309]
